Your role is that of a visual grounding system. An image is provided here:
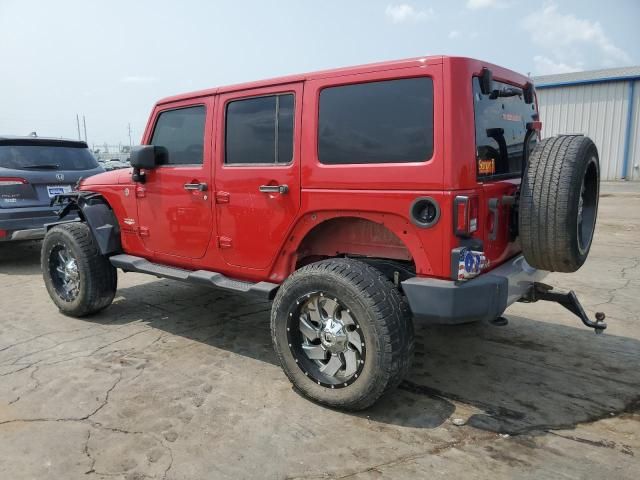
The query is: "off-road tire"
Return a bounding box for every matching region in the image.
[519,135,600,272]
[271,258,414,410]
[41,222,117,317]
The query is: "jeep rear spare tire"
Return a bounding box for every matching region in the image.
[271,258,414,410]
[519,135,600,273]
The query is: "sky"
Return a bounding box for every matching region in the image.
[1,0,639,145]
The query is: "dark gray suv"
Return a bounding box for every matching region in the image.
[0,136,104,242]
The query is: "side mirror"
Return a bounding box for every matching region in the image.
[479,67,493,95]
[130,145,168,183]
[130,145,167,169]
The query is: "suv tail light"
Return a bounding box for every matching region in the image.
[0,177,28,186]
[454,195,479,237]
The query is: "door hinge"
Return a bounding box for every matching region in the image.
[215,191,230,204]
[135,186,146,198]
[138,226,150,237]
[217,236,232,248]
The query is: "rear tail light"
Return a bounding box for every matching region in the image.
[454,195,479,237]
[0,178,29,207]
[526,120,542,131]
[0,177,28,186]
[0,229,6,238]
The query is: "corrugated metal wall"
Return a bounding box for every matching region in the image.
[536,80,639,181]
[629,80,640,180]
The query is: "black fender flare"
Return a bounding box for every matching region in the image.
[47,192,122,255]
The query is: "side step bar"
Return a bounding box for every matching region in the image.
[109,254,279,300]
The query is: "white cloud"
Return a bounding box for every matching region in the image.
[533,55,582,75]
[466,0,508,9]
[448,30,478,40]
[385,4,435,24]
[523,4,631,67]
[120,76,158,84]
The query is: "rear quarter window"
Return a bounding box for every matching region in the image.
[318,77,434,165]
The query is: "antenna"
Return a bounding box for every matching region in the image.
[83,115,88,143]
[128,123,133,147]
[76,114,81,140]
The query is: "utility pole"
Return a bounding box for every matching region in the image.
[128,123,133,147]
[83,115,88,143]
[76,114,81,140]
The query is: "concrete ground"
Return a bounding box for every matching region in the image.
[1,184,639,479]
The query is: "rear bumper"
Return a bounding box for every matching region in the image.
[401,255,548,324]
[0,206,77,242]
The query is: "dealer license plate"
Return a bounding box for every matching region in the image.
[47,185,73,198]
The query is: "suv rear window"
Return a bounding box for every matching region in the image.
[473,77,538,179]
[0,145,99,171]
[318,77,434,165]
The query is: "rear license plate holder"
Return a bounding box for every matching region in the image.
[47,185,73,198]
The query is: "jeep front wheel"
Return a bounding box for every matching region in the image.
[271,258,414,410]
[41,223,117,317]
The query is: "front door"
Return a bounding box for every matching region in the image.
[136,101,214,259]
[215,83,302,270]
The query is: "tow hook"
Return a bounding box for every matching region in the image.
[522,282,607,334]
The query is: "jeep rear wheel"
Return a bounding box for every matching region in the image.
[271,258,414,410]
[42,223,117,317]
[519,135,600,273]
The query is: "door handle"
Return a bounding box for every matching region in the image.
[259,184,289,194]
[184,182,208,192]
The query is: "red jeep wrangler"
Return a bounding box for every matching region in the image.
[42,56,603,410]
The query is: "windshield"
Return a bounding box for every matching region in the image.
[0,145,99,171]
[473,77,539,180]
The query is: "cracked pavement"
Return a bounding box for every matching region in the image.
[1,183,639,479]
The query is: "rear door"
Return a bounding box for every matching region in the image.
[136,101,214,259]
[215,83,302,269]
[472,77,539,263]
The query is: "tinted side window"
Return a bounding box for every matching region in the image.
[277,94,294,164]
[225,94,294,165]
[318,78,434,165]
[150,106,206,165]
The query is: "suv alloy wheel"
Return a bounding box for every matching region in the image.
[271,258,414,410]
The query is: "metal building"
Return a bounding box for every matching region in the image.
[533,66,640,181]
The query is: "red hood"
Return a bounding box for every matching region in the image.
[79,168,133,189]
